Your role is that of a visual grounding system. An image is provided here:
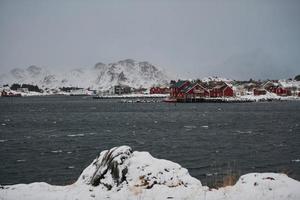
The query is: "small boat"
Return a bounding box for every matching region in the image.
[163,98,177,103]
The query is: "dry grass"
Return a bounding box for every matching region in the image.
[219,174,239,188]
[206,161,241,189]
[280,168,293,177]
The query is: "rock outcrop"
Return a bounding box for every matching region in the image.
[77,146,200,191]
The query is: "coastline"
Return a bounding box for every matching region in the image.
[1,146,299,200]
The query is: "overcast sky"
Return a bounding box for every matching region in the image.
[0,0,299,80]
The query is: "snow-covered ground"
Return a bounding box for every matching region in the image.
[279,79,300,89]
[95,93,169,98]
[1,89,300,102]
[239,92,300,102]
[0,89,96,97]
[1,146,299,200]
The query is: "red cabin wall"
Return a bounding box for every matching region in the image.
[223,87,234,97]
[209,88,222,97]
[253,89,266,96]
[276,87,291,96]
[171,81,191,98]
[186,85,209,97]
[150,87,169,94]
[210,86,233,97]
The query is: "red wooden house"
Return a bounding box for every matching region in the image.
[275,87,291,96]
[181,82,210,99]
[150,87,170,94]
[253,88,267,96]
[169,80,234,102]
[263,81,278,93]
[209,83,234,97]
[170,80,191,98]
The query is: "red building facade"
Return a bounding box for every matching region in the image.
[276,87,291,96]
[209,84,234,97]
[169,80,234,101]
[170,80,190,98]
[150,87,170,94]
[182,83,210,99]
[253,88,267,96]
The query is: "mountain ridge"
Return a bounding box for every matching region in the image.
[0,59,170,90]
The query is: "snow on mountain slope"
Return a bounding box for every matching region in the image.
[0,59,170,90]
[201,76,233,83]
[1,146,299,200]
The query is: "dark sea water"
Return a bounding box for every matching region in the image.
[0,96,299,186]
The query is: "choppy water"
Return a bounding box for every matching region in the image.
[0,96,299,186]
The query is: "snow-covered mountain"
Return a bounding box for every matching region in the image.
[0,59,170,90]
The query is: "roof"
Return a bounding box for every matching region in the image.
[205,81,227,89]
[181,82,208,93]
[170,80,189,88]
[262,81,279,88]
[213,84,226,89]
[253,88,266,91]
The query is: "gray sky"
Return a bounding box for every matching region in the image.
[0,0,299,80]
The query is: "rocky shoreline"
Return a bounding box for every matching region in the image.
[1,146,300,200]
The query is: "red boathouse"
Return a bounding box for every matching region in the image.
[276,87,291,96]
[209,84,234,98]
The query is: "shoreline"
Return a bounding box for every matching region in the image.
[1,146,299,200]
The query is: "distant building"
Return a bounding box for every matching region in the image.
[170,80,190,98]
[1,90,22,97]
[253,88,267,96]
[263,81,278,93]
[234,85,246,96]
[150,87,170,94]
[114,85,131,95]
[209,83,234,98]
[169,80,234,102]
[132,87,147,94]
[244,82,261,92]
[181,82,210,99]
[16,88,29,93]
[275,87,291,96]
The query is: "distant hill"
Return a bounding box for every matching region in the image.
[0,59,170,90]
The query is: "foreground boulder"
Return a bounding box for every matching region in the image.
[1,146,300,200]
[77,146,201,191]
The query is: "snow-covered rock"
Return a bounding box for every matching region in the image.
[78,146,200,191]
[1,146,300,200]
[207,173,300,200]
[0,59,170,91]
